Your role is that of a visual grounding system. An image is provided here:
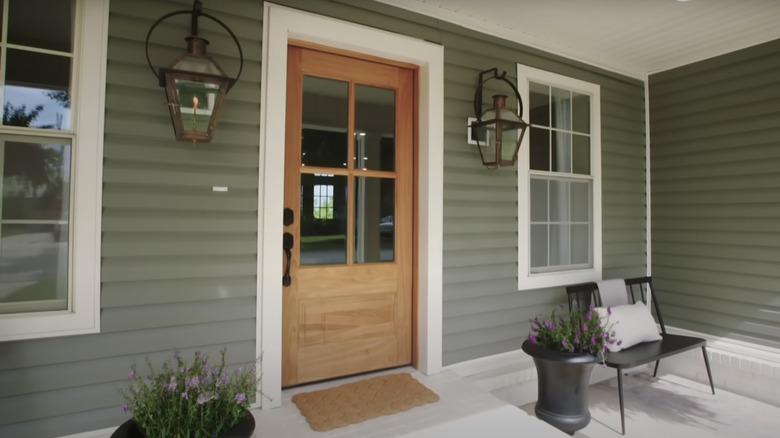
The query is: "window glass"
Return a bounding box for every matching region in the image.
[2,0,74,132]
[0,0,77,317]
[520,67,600,286]
[7,0,74,52]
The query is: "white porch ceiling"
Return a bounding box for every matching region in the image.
[376,0,780,78]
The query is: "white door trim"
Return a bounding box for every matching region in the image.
[257,3,444,407]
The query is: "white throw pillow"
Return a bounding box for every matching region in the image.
[596,302,661,352]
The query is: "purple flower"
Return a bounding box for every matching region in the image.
[221,347,228,355]
[122,403,130,414]
[167,376,177,391]
[591,336,597,346]
[528,334,537,344]
[574,337,580,344]
[586,312,592,321]
[182,392,189,400]
[545,320,554,330]
[607,306,612,315]
[173,353,180,361]
[235,393,247,403]
[128,369,137,380]
[197,393,212,405]
[185,376,200,388]
[531,325,538,333]
[562,339,568,348]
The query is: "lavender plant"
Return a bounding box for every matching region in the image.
[527,302,619,363]
[119,349,261,437]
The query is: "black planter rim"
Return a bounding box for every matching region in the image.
[522,339,599,364]
[110,411,255,438]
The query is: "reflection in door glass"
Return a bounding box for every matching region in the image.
[300,174,347,265]
[302,76,349,168]
[354,177,395,263]
[354,84,395,171]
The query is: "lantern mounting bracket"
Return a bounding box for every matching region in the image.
[144,0,244,91]
[473,68,524,122]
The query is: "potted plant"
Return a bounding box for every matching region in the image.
[113,348,263,438]
[522,303,618,435]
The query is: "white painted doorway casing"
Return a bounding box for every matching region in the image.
[257,3,444,408]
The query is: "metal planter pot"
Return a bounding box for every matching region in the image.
[522,340,597,435]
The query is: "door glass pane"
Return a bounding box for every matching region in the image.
[0,224,68,314]
[3,141,71,220]
[300,174,347,265]
[7,0,74,52]
[354,85,395,171]
[3,50,72,131]
[354,177,395,263]
[302,76,348,168]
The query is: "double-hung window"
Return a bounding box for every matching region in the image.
[517,65,601,289]
[0,0,107,341]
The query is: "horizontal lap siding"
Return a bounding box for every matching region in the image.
[0,0,647,435]
[258,1,647,366]
[649,38,780,349]
[0,0,263,436]
[435,27,647,365]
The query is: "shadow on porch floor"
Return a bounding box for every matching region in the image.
[520,371,780,438]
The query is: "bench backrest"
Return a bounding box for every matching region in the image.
[566,276,669,335]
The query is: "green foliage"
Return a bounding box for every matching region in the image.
[119,350,262,438]
[528,303,618,363]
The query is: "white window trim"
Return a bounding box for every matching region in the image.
[0,0,107,341]
[516,64,602,290]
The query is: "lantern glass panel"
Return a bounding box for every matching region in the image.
[174,79,220,134]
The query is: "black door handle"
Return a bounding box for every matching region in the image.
[283,232,294,287]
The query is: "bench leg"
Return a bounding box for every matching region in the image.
[616,370,626,435]
[702,346,715,395]
[652,359,660,377]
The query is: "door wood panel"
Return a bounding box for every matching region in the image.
[282,46,415,386]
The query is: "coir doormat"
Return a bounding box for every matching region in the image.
[291,372,440,431]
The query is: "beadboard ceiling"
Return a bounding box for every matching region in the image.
[376,0,780,78]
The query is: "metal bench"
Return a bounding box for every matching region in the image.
[565,276,715,435]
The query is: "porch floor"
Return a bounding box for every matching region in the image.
[250,367,780,437]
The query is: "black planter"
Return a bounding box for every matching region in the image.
[522,340,597,435]
[110,411,255,438]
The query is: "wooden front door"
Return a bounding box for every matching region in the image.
[282,45,415,386]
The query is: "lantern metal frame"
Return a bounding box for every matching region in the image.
[469,68,529,169]
[145,0,243,142]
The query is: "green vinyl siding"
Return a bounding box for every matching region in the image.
[0,0,647,435]
[0,0,263,436]
[649,38,780,349]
